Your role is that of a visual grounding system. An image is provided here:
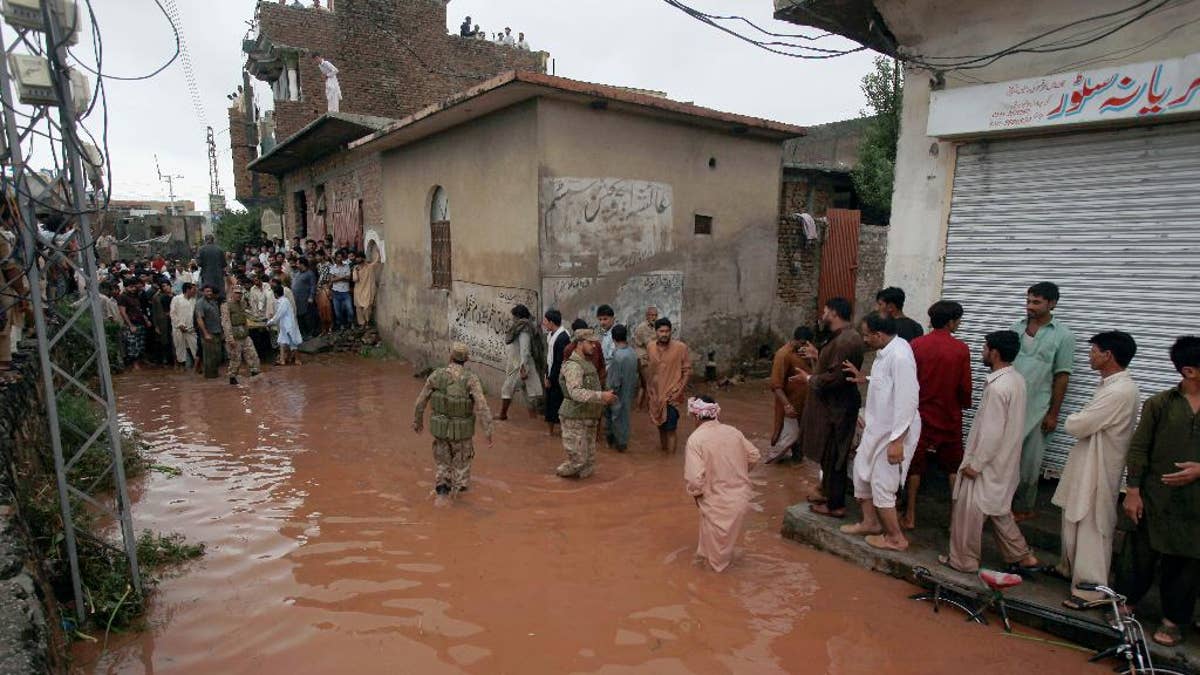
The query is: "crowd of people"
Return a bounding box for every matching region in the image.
[88,232,381,384]
[458,16,531,50]
[411,281,1199,648]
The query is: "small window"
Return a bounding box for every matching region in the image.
[694,213,713,235]
[294,190,308,238]
[430,186,451,289]
[315,184,326,214]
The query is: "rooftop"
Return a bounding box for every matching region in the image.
[250,71,806,176]
[773,0,897,55]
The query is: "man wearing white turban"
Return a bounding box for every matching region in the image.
[683,396,761,572]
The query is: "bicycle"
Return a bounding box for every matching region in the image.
[1079,582,1191,675]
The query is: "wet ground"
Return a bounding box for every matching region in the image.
[73,355,1103,674]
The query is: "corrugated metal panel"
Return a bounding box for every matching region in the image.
[943,121,1200,476]
[818,208,861,311]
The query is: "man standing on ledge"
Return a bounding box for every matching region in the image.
[841,312,921,551]
[647,317,691,455]
[1115,336,1200,648]
[1052,331,1140,610]
[413,343,494,497]
[904,300,972,530]
[312,52,342,113]
[795,297,865,519]
[875,286,924,341]
[557,329,616,478]
[941,330,1040,574]
[1011,281,1075,521]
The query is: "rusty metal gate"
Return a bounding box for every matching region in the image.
[817,208,861,312]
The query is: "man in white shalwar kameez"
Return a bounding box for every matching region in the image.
[840,312,921,551]
[313,53,342,113]
[684,396,760,572]
[941,330,1041,573]
[1052,331,1140,609]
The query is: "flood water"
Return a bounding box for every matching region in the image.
[73,355,1100,674]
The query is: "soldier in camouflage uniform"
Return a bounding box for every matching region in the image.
[413,343,495,495]
[557,329,617,478]
[221,285,261,385]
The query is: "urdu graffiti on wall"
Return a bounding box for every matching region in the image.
[927,52,1200,137]
[448,282,540,372]
[543,271,684,334]
[540,177,673,275]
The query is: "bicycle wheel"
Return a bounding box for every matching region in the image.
[1116,664,1191,675]
[910,593,986,625]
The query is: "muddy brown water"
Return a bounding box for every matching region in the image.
[72,355,1101,674]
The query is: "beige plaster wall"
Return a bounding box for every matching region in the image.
[535,98,792,369]
[376,100,540,387]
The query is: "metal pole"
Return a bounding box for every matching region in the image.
[44,0,142,593]
[0,32,87,622]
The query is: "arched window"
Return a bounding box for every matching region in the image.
[430,186,451,289]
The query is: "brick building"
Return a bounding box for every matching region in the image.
[232,0,547,209]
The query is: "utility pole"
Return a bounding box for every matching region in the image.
[0,1,142,624]
[154,154,184,215]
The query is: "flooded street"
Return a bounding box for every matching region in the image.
[74,355,1099,674]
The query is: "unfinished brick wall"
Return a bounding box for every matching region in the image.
[229,104,279,207]
[774,216,822,316]
[234,0,543,205]
[854,223,889,319]
[780,175,835,217]
[255,0,545,140]
[280,150,382,247]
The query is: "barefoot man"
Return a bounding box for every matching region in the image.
[684,395,760,572]
[840,312,921,551]
[941,330,1040,573]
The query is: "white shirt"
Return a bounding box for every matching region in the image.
[517,38,529,50]
[502,33,516,46]
[861,336,921,444]
[169,294,196,331]
[329,261,351,293]
[1052,370,1140,532]
[318,59,339,81]
[546,326,568,371]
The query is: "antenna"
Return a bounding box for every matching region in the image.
[206,125,225,214]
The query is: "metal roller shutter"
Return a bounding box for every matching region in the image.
[941,120,1200,476]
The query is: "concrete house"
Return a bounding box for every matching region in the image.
[250,71,804,390]
[776,0,1200,474]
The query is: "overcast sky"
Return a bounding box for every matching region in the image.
[63,0,876,210]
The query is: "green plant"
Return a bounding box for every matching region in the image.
[214,208,264,252]
[851,56,903,224]
[55,392,147,492]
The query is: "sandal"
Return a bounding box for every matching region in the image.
[1062,595,1108,611]
[1005,562,1041,579]
[1152,622,1183,647]
[809,503,845,519]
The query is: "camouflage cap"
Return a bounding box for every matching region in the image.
[449,342,470,362]
[571,328,600,343]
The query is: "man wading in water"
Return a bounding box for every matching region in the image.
[413,343,494,498]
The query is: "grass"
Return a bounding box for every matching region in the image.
[55,392,148,493]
